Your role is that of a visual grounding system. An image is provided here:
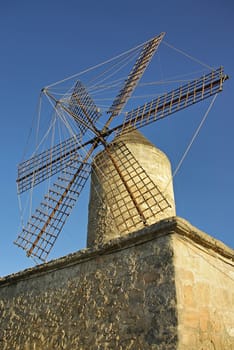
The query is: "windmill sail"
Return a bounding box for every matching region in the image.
[15,157,91,261]
[107,32,165,119]
[68,80,101,136]
[17,135,81,194]
[114,67,228,136]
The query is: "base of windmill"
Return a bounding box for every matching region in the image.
[1,216,233,349]
[87,129,176,247]
[1,132,233,349]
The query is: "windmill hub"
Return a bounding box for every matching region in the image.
[87,129,176,247]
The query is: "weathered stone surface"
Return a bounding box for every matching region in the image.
[0,217,233,349]
[0,219,179,350]
[172,218,234,350]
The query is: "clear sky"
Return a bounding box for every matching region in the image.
[0,0,233,276]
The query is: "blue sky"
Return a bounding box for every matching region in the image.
[0,0,233,276]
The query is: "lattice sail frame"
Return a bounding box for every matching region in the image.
[17,135,81,194]
[68,80,102,136]
[15,32,229,262]
[107,32,165,117]
[117,67,226,135]
[15,156,91,261]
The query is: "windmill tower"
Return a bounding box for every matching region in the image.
[87,129,176,247]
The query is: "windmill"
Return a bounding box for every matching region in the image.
[15,32,228,262]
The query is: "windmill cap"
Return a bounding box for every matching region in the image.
[112,129,171,162]
[113,129,156,148]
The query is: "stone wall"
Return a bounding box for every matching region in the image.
[0,217,233,350]
[0,220,178,350]
[172,219,234,349]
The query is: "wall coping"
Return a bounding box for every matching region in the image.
[1,216,233,286]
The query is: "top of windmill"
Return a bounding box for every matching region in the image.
[14,32,229,263]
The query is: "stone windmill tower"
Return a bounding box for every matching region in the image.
[87,129,176,247]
